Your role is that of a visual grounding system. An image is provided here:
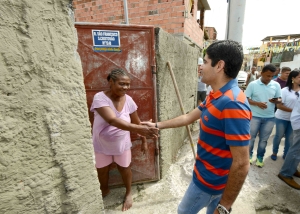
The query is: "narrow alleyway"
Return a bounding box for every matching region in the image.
[102,127,300,214]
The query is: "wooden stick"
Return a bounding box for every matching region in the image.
[166,61,196,160]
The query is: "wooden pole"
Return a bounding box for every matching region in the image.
[166,61,196,160]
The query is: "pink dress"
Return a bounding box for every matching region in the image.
[90,91,137,155]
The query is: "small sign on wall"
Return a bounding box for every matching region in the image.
[92,30,121,52]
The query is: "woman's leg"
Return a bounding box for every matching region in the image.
[94,152,113,197]
[117,165,132,211]
[114,150,132,211]
[96,166,110,197]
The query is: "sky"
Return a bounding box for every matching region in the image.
[201,0,299,49]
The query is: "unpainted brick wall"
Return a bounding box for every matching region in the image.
[73,0,204,47]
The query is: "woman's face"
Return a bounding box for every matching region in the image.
[110,75,131,96]
[292,73,300,86]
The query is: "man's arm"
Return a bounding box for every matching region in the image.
[247,98,267,109]
[141,107,202,129]
[214,145,250,213]
[269,97,282,104]
[245,73,250,86]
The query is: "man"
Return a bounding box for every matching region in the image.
[143,40,251,214]
[272,66,280,79]
[274,67,291,88]
[245,66,258,86]
[245,64,282,167]
[278,92,300,189]
[197,57,207,106]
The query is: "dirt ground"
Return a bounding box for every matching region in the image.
[102,127,300,214]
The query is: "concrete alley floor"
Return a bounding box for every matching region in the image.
[102,127,300,214]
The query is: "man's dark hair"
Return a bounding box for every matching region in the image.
[205,40,243,78]
[261,64,276,73]
[281,66,291,73]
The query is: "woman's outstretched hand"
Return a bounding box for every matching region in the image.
[135,119,159,138]
[136,125,158,138]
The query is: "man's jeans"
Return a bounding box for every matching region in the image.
[249,116,275,160]
[272,118,293,156]
[280,129,300,177]
[177,180,222,214]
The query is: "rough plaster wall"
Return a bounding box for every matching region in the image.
[0,0,103,213]
[155,28,200,178]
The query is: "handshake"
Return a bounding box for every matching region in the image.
[136,120,159,139]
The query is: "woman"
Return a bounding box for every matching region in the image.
[90,68,157,211]
[271,69,300,160]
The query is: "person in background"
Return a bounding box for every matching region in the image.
[278,73,300,189]
[272,67,281,79]
[143,40,251,214]
[245,66,258,87]
[273,67,291,112]
[206,85,212,96]
[271,70,300,161]
[90,68,158,211]
[274,67,291,89]
[245,64,282,167]
[197,57,207,106]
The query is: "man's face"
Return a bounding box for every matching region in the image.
[261,70,275,84]
[280,71,291,81]
[198,65,202,77]
[251,67,256,73]
[200,54,218,85]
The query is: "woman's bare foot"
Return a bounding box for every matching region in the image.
[101,189,110,198]
[122,193,132,211]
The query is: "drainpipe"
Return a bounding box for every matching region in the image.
[123,0,129,25]
[225,0,246,43]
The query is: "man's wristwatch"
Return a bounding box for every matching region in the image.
[217,204,232,214]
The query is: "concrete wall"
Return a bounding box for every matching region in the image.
[0,0,103,213]
[155,28,200,178]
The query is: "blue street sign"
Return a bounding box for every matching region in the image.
[92,30,120,47]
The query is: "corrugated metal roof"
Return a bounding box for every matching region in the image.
[261,34,300,41]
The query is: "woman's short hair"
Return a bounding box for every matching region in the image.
[107,68,128,82]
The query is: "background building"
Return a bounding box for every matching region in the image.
[245,34,300,71]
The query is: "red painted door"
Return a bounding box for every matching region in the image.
[75,23,159,186]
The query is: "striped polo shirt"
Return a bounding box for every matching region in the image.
[195,79,252,195]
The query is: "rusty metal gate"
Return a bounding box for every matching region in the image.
[75,23,159,186]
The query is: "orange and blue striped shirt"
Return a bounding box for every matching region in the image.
[195,79,252,194]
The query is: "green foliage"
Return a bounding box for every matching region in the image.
[203,48,206,57]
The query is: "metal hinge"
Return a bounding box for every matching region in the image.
[151,65,156,74]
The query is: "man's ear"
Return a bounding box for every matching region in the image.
[217,60,225,72]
